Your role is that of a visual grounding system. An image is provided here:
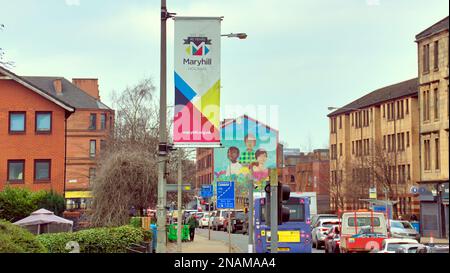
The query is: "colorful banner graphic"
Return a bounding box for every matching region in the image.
[214,116,278,198]
[173,17,222,147]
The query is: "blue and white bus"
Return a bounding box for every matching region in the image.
[254,192,312,253]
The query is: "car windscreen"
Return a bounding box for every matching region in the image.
[391,221,413,229]
[322,221,340,228]
[235,212,245,219]
[347,217,381,227]
[387,243,407,251]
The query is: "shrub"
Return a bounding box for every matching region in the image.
[37,225,145,253]
[0,188,65,222]
[0,188,37,222]
[0,220,47,253]
[129,217,142,228]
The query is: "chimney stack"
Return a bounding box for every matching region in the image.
[72,78,100,100]
[53,79,63,95]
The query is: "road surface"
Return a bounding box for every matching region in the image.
[196,228,325,253]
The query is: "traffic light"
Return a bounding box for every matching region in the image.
[278,183,290,225]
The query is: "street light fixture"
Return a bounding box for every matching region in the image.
[221,33,248,39]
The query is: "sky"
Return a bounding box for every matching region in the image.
[0,0,448,151]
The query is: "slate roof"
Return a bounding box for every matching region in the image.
[328,78,418,117]
[23,76,111,110]
[416,16,449,41]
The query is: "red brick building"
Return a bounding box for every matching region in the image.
[0,67,114,208]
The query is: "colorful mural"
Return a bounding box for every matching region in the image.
[214,116,278,197]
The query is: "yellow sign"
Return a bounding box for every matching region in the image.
[265,230,301,243]
[65,191,93,199]
[277,247,291,252]
[278,231,301,243]
[261,230,266,236]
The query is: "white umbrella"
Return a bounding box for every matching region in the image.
[13,208,73,234]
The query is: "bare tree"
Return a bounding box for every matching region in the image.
[89,78,195,227]
[0,24,14,68]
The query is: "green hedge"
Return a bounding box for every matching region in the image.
[37,225,145,253]
[0,220,47,253]
[0,188,65,222]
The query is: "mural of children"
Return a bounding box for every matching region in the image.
[251,148,269,182]
[226,146,243,176]
[239,133,257,165]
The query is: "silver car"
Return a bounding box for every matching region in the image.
[389,220,421,241]
[312,218,340,249]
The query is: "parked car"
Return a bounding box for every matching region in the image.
[324,225,341,253]
[416,244,450,253]
[312,218,340,249]
[394,243,426,253]
[389,220,421,241]
[223,210,245,233]
[310,214,338,229]
[212,210,227,231]
[197,212,209,228]
[377,238,419,253]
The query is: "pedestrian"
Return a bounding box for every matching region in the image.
[187,214,198,242]
[410,214,418,221]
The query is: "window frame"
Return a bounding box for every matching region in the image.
[35,111,53,134]
[100,113,107,130]
[7,159,25,183]
[433,40,439,70]
[89,113,97,130]
[90,140,97,158]
[9,111,26,134]
[34,159,51,183]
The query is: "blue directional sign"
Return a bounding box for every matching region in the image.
[201,185,213,199]
[216,181,235,209]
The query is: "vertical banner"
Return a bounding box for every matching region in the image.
[173,17,222,147]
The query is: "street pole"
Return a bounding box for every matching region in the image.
[247,174,254,253]
[270,169,278,253]
[156,0,168,253]
[177,151,182,253]
[228,208,232,253]
[208,198,211,240]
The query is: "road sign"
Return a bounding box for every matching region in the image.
[201,185,213,198]
[369,187,377,199]
[216,181,235,209]
[165,184,194,192]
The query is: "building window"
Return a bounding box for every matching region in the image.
[339,116,342,129]
[352,141,355,154]
[406,132,410,147]
[423,44,430,73]
[89,114,97,130]
[406,99,409,114]
[90,140,96,158]
[434,40,439,70]
[34,160,51,182]
[339,143,343,157]
[407,165,411,180]
[435,137,440,170]
[35,112,52,133]
[423,90,430,121]
[434,88,439,120]
[100,113,107,130]
[9,112,26,134]
[89,168,96,185]
[424,139,431,170]
[7,160,25,183]
[383,136,386,150]
[383,105,385,118]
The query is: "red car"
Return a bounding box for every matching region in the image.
[324,225,341,253]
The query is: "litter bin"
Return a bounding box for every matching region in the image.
[182,225,190,242]
[150,224,157,252]
[411,221,420,233]
[168,224,178,242]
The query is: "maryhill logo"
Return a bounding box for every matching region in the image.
[183,36,212,66]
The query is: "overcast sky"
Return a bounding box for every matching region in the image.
[1,0,448,151]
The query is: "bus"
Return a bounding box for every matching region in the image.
[254,192,312,253]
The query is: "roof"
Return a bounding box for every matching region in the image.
[0,66,111,111]
[221,115,279,132]
[328,78,418,117]
[13,208,73,226]
[23,76,111,110]
[416,16,449,41]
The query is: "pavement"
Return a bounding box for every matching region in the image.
[166,229,238,253]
